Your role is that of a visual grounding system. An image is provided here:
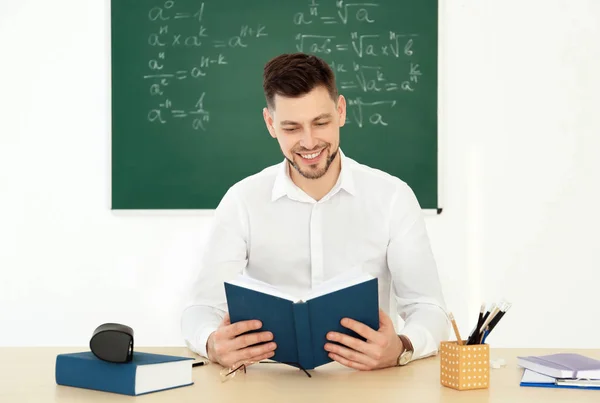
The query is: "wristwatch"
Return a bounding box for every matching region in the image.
[396,334,414,366]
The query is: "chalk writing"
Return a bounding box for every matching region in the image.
[337,1,379,24]
[140,0,427,132]
[143,1,267,131]
[295,34,335,53]
[290,0,424,128]
[347,97,396,127]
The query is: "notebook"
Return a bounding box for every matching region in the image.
[55,351,194,396]
[520,369,600,389]
[224,272,379,370]
[517,353,600,380]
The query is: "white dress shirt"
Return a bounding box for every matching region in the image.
[181,150,449,361]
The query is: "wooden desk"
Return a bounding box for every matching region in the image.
[1,347,599,402]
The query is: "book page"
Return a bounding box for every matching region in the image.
[521,369,555,384]
[226,275,299,302]
[556,379,600,387]
[303,272,375,301]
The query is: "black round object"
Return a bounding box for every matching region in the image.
[90,323,134,363]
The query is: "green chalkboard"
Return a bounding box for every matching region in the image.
[111,0,438,209]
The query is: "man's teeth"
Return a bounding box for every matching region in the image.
[300,150,322,159]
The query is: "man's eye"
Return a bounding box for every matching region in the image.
[283,128,298,132]
[315,121,329,127]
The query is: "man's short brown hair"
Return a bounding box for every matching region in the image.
[263,53,338,110]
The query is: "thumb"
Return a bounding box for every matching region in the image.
[221,313,231,327]
[379,308,394,329]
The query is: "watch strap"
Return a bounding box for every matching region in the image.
[399,334,414,353]
[396,334,414,366]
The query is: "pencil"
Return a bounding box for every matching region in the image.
[479,305,501,334]
[480,303,494,325]
[487,302,512,335]
[467,303,486,345]
[448,312,463,345]
[475,303,485,335]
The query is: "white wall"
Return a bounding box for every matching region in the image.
[1,0,599,348]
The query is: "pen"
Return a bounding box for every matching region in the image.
[448,312,463,345]
[481,328,490,344]
[192,360,208,367]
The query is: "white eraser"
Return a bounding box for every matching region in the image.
[490,358,506,369]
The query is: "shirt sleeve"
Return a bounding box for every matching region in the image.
[181,186,248,358]
[386,181,450,360]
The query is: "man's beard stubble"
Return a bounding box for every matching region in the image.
[285,146,339,180]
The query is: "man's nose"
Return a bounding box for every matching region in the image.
[300,129,318,150]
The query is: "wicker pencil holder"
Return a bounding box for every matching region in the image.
[440,341,490,390]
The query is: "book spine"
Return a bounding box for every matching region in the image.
[55,355,136,396]
[292,302,315,370]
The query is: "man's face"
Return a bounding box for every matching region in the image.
[263,86,346,180]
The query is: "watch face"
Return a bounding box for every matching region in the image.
[399,350,413,365]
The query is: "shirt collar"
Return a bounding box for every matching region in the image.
[271,148,356,202]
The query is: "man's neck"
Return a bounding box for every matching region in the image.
[289,152,342,201]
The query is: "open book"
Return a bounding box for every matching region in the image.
[520,369,600,389]
[224,272,379,370]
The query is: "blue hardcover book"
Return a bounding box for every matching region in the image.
[224,272,379,370]
[55,351,194,396]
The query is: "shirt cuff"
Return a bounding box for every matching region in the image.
[186,324,219,358]
[399,323,439,361]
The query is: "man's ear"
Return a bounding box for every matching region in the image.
[263,107,277,139]
[337,95,347,128]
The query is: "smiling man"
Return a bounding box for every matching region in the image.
[182,53,449,371]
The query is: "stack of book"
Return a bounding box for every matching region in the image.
[518,353,600,389]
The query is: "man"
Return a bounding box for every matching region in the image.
[181,53,449,371]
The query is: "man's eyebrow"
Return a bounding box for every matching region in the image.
[312,113,332,122]
[280,113,332,126]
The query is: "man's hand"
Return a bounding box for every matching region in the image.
[206,313,277,368]
[324,309,403,371]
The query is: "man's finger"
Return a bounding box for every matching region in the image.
[221,313,231,326]
[225,319,263,338]
[221,341,276,369]
[328,352,370,371]
[241,341,277,360]
[340,317,382,343]
[325,332,378,357]
[230,330,274,350]
[232,350,276,369]
[225,341,277,367]
[324,342,377,367]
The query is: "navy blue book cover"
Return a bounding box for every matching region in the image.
[224,283,300,365]
[225,277,379,370]
[55,351,193,396]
